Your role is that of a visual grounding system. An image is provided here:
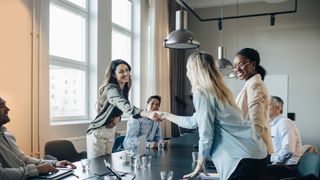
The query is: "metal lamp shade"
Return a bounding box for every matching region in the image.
[163,29,199,49]
[217,46,233,76]
[163,10,200,50]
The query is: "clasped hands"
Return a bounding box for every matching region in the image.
[147,111,167,122]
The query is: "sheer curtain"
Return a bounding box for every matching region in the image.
[142,0,171,137]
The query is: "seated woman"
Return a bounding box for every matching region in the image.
[123,95,163,152]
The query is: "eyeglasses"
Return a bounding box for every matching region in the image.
[232,62,250,70]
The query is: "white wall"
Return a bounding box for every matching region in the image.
[189,0,320,147]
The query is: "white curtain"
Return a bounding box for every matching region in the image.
[141,0,171,137]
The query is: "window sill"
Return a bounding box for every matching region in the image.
[50,120,91,126]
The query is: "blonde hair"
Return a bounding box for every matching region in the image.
[187,51,237,107]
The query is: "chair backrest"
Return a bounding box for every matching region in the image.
[302,144,319,155]
[44,140,86,162]
[296,152,320,178]
[112,136,125,153]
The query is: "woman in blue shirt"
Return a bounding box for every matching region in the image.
[160,52,268,180]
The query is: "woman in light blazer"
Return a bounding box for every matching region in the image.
[233,48,273,154]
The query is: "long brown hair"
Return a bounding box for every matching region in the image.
[97,59,132,108]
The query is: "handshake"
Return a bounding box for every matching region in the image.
[146,111,169,122]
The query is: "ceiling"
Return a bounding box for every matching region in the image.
[182,0,289,9]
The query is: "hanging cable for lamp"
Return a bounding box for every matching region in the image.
[270,14,275,26]
[217,0,233,76]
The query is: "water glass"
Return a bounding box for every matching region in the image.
[81,159,90,171]
[130,155,142,168]
[192,152,199,162]
[141,155,152,167]
[158,141,165,150]
[160,171,173,180]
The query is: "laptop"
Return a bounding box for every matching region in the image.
[35,168,73,179]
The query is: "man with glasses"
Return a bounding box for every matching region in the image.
[0,96,76,179]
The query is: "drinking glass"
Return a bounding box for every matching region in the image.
[160,170,173,180]
[158,141,165,150]
[81,159,90,171]
[141,155,152,167]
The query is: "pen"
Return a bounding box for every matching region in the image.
[72,173,79,179]
[103,159,121,180]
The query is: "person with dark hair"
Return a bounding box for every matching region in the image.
[123,95,163,151]
[0,97,76,179]
[269,96,302,165]
[233,48,273,154]
[159,52,268,180]
[86,59,161,159]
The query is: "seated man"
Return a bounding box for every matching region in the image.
[123,95,163,152]
[0,96,76,179]
[268,95,303,165]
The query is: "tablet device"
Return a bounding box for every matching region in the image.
[35,168,73,179]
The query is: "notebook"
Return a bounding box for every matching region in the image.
[35,168,73,179]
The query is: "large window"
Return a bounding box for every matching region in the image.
[49,0,88,121]
[112,0,132,64]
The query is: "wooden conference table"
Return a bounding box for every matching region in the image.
[42,133,205,180]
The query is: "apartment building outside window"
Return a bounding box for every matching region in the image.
[49,0,88,122]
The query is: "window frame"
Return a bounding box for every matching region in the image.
[49,0,90,122]
[111,0,136,120]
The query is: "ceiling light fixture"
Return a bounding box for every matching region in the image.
[163,10,200,49]
[180,0,297,27]
[217,0,233,76]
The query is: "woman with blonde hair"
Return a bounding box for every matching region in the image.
[87,59,160,158]
[160,52,267,180]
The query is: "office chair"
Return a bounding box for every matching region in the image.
[112,136,125,153]
[44,140,87,162]
[262,152,320,180]
[286,152,320,180]
[302,144,319,155]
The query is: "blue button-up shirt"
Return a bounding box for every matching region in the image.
[270,114,303,165]
[123,117,162,151]
[165,90,267,180]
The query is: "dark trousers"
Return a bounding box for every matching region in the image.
[228,156,268,180]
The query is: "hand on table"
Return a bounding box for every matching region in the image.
[37,163,57,175]
[183,157,208,179]
[56,160,76,169]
